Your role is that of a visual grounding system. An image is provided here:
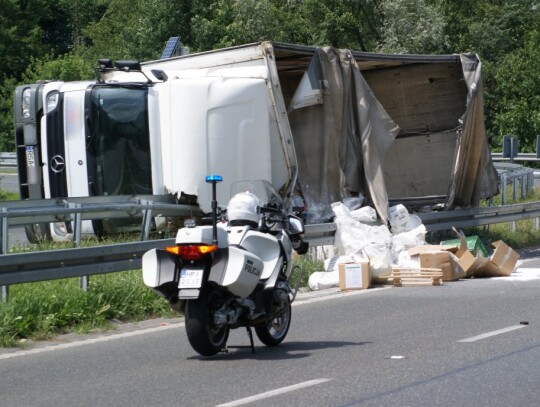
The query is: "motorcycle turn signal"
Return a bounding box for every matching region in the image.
[165,244,218,261]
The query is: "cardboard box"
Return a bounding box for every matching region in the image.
[472,240,520,277]
[441,235,489,257]
[339,262,370,290]
[419,251,465,281]
[448,230,520,277]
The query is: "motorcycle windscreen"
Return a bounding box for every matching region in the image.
[162,76,275,212]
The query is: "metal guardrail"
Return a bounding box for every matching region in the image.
[0,152,16,167]
[491,152,540,162]
[0,195,202,254]
[2,198,540,286]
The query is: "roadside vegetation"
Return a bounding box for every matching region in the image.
[0,187,18,201]
[470,188,540,249]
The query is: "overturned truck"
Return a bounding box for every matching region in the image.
[143,41,498,223]
[15,41,497,239]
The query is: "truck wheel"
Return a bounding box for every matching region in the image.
[185,288,229,356]
[255,298,291,346]
[24,223,51,243]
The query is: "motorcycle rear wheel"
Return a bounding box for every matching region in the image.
[185,288,229,356]
[255,298,291,347]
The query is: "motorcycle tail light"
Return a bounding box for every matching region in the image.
[166,244,218,261]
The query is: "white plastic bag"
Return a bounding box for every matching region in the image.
[390,224,427,263]
[389,204,410,234]
[351,206,378,223]
[308,271,339,290]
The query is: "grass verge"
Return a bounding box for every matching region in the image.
[0,270,175,347]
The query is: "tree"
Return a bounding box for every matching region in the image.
[377,0,447,54]
[0,0,43,78]
[22,53,94,83]
[0,76,16,151]
[492,28,540,150]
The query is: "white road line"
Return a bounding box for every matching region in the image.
[216,378,333,407]
[458,325,527,343]
[0,322,184,360]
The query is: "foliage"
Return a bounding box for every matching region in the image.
[0,187,19,201]
[378,0,448,54]
[22,53,95,83]
[491,30,540,150]
[0,75,17,151]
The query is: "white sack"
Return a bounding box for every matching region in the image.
[391,224,427,263]
[351,206,378,223]
[389,204,410,234]
[308,270,339,291]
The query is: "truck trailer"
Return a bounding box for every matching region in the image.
[14,41,498,241]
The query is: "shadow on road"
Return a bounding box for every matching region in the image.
[188,340,371,361]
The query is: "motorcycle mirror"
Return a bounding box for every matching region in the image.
[288,216,304,234]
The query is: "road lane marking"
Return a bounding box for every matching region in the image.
[458,325,527,343]
[216,378,333,406]
[0,322,184,360]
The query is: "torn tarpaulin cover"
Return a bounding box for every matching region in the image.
[288,47,399,224]
[287,47,498,224]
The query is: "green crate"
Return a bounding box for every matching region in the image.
[441,236,489,257]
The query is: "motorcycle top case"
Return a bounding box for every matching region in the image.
[175,225,228,247]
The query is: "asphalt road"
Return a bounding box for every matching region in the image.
[1,270,540,407]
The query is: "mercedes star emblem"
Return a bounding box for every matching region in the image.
[50,155,65,173]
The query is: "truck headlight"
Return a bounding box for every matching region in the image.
[46,91,59,113]
[22,88,32,118]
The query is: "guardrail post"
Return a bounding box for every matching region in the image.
[140,200,153,241]
[0,208,7,255]
[69,203,87,290]
[71,203,82,248]
[501,173,506,205]
[0,208,8,301]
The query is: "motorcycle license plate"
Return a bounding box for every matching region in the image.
[26,146,35,167]
[179,268,204,288]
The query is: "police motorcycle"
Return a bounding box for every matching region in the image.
[142,175,308,356]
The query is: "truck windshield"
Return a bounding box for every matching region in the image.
[87,86,152,196]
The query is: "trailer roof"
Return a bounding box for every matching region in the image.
[271,42,463,72]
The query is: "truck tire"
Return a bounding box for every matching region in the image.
[24,223,51,243]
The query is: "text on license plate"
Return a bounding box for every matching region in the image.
[179,268,204,288]
[26,146,35,167]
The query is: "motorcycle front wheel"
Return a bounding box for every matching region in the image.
[255,297,291,347]
[185,288,229,356]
